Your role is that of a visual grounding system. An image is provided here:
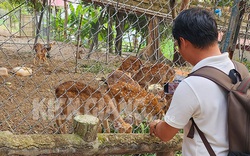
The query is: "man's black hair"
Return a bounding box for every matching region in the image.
[172,7,218,49]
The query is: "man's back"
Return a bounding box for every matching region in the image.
[149,8,235,155]
[165,53,233,156]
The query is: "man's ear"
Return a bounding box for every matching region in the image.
[180,37,192,48]
[179,37,186,47]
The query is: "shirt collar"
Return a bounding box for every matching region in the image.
[191,52,230,72]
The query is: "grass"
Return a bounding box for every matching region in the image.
[233,58,250,72]
[0,19,3,25]
[242,59,250,72]
[80,60,113,74]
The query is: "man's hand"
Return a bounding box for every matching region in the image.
[149,119,179,142]
[149,119,162,136]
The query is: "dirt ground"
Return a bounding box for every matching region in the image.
[0,33,128,134]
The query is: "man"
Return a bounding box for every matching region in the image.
[149,8,231,155]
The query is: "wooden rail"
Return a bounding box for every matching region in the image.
[0,115,183,156]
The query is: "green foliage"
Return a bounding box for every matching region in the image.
[234,58,250,73]
[202,0,233,7]
[81,5,100,42]
[242,59,250,72]
[6,0,42,12]
[175,151,182,156]
[159,24,172,43]
[216,0,234,7]
[0,1,22,24]
[68,3,82,35]
[80,61,112,74]
[0,19,3,25]
[65,3,105,45]
[161,39,174,60]
[125,14,148,38]
[0,1,13,11]
[132,120,150,134]
[52,9,64,40]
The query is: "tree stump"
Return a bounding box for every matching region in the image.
[73,115,99,142]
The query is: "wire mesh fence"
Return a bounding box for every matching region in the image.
[0,0,249,142]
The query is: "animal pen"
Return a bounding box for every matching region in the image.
[0,0,249,155]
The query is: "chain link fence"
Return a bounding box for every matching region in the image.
[0,0,249,142]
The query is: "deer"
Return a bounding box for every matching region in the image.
[55,81,132,134]
[132,63,176,90]
[118,56,143,75]
[102,70,172,126]
[103,69,140,87]
[33,42,54,65]
[117,56,175,90]
[106,81,170,123]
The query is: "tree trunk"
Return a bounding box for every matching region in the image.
[47,0,51,58]
[147,16,162,62]
[33,0,47,49]
[115,12,125,56]
[75,14,83,72]
[73,115,99,142]
[107,7,114,55]
[220,0,246,59]
[63,0,68,39]
[171,0,188,66]
[87,10,104,59]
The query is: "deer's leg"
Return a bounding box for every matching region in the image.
[55,97,66,133]
[103,120,110,133]
[33,57,37,65]
[56,97,69,133]
[61,98,72,133]
[106,95,132,133]
[42,53,48,65]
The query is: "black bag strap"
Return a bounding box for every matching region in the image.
[187,118,216,156]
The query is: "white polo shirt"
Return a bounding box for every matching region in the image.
[165,53,234,156]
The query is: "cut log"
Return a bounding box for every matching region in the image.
[73,115,99,142]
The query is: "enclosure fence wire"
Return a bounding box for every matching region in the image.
[0,0,250,155]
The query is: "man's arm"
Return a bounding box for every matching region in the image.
[149,119,179,142]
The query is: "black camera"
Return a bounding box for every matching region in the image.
[164,75,185,94]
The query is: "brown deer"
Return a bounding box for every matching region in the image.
[104,69,140,87]
[106,81,170,125]
[33,42,54,65]
[118,56,143,75]
[102,70,171,125]
[117,56,175,89]
[132,63,175,89]
[55,81,132,134]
